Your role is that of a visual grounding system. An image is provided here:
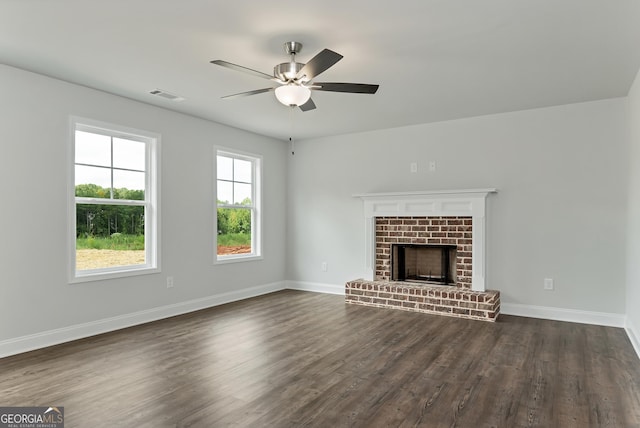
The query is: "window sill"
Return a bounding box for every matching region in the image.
[70,266,160,284]
[214,254,263,265]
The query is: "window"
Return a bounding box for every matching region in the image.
[215,148,261,262]
[69,117,159,282]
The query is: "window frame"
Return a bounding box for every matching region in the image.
[68,116,161,283]
[214,147,262,264]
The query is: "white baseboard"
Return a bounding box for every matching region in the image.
[0,281,285,359]
[5,283,636,361]
[501,302,625,328]
[285,280,345,295]
[625,317,640,361]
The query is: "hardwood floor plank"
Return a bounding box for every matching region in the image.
[1,290,639,427]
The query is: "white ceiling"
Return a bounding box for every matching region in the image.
[1,0,639,141]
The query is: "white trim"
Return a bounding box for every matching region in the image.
[625,317,640,361]
[70,265,161,283]
[214,146,263,263]
[0,281,285,359]
[353,189,498,198]
[285,280,345,295]
[215,254,264,265]
[355,189,497,291]
[69,116,161,283]
[501,303,626,327]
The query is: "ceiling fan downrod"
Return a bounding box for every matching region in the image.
[274,42,305,82]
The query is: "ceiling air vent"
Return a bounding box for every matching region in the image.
[149,89,185,102]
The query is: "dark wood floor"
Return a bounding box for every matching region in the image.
[2,290,640,427]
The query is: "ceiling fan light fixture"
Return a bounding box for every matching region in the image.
[275,84,311,107]
[211,41,378,112]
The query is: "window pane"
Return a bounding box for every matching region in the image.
[216,207,252,256]
[217,180,233,204]
[75,131,111,167]
[234,158,252,183]
[75,165,111,197]
[217,156,233,181]
[113,138,145,171]
[113,170,145,200]
[76,204,145,270]
[234,182,252,205]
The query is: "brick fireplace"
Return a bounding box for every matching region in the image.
[376,216,473,287]
[347,189,500,321]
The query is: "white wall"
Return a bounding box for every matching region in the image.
[1,61,635,356]
[287,98,629,316]
[626,68,640,350]
[0,65,288,348]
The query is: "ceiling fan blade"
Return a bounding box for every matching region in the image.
[221,87,274,100]
[295,49,343,81]
[313,82,379,94]
[211,60,274,80]
[299,98,316,112]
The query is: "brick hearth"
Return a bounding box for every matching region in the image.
[345,279,500,322]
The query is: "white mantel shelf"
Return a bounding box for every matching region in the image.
[355,188,497,292]
[353,188,497,199]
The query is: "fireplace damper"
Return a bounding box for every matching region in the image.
[391,244,457,285]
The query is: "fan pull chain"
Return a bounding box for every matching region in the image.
[289,105,295,155]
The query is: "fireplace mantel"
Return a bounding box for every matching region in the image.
[355,189,497,291]
[353,188,497,198]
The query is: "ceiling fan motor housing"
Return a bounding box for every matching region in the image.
[274,62,305,82]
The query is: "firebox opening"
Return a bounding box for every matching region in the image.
[391,244,457,285]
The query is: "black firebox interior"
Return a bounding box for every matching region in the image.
[391,244,457,285]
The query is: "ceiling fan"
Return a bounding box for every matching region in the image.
[210,41,379,112]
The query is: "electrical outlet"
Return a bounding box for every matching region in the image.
[167,276,174,288]
[410,162,418,173]
[321,262,328,272]
[544,278,554,290]
[429,161,437,172]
